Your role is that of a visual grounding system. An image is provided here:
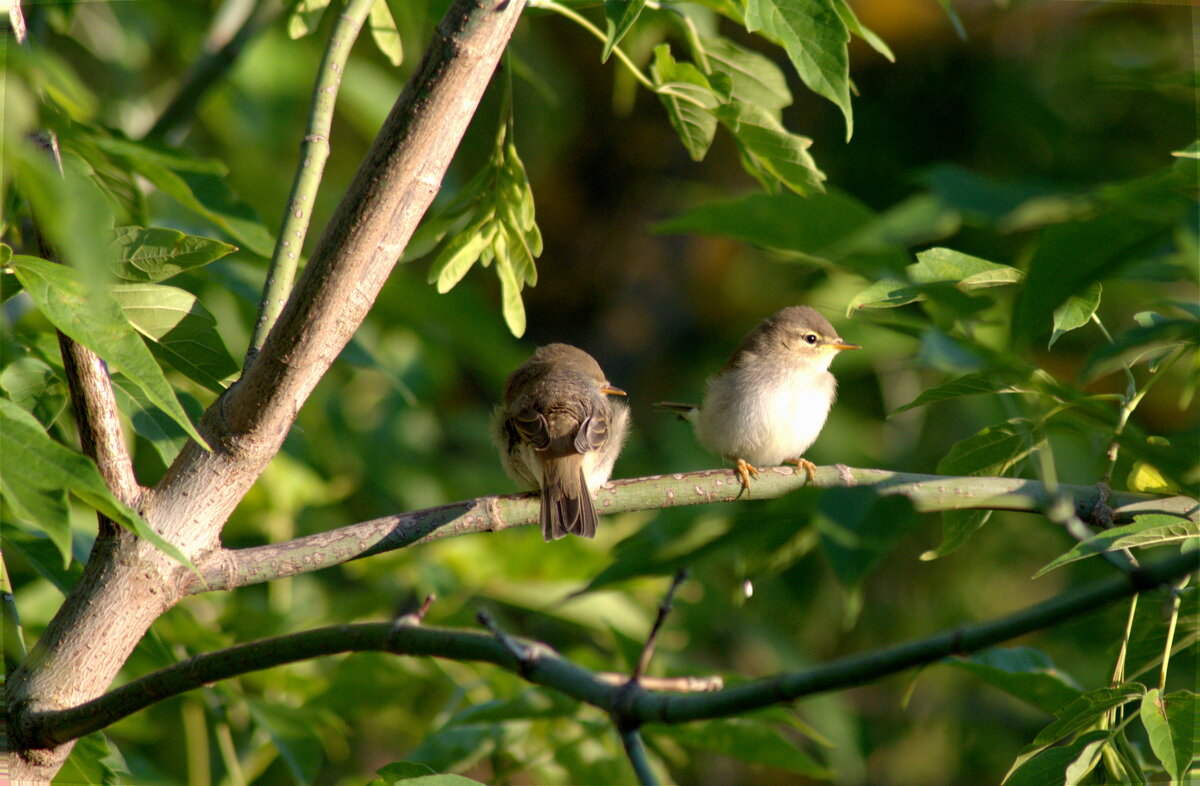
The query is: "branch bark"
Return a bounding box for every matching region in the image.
[185,465,1199,593]
[20,550,1198,749]
[5,1,527,779]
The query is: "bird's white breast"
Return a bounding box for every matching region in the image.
[696,364,836,467]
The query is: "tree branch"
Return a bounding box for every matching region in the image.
[246,0,378,367]
[23,550,1198,749]
[186,466,1199,593]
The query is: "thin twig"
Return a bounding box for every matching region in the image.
[598,673,723,692]
[1158,576,1187,693]
[246,0,379,368]
[477,608,529,665]
[633,569,690,682]
[21,550,1198,749]
[618,727,659,786]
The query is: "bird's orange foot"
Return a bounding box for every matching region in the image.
[735,458,760,492]
[785,457,818,482]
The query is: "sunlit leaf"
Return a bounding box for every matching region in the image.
[651,45,720,161]
[909,247,1023,289]
[745,0,852,139]
[369,0,403,66]
[110,226,236,283]
[494,235,527,338]
[112,283,239,393]
[0,399,192,570]
[288,0,332,38]
[11,256,208,446]
[1140,688,1196,782]
[1048,282,1101,349]
[1035,515,1200,577]
[429,217,495,293]
[702,36,792,111]
[830,0,893,61]
[602,0,645,63]
[715,100,825,195]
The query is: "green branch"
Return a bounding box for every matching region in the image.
[187,465,1199,593]
[24,551,1198,749]
[245,0,378,367]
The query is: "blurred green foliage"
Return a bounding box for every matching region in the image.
[2,0,1197,783]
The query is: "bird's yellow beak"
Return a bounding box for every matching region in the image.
[832,342,861,351]
[601,385,627,396]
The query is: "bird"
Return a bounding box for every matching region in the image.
[494,343,630,540]
[658,306,859,490]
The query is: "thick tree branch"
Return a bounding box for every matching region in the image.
[7,1,527,778]
[24,550,1198,749]
[186,466,1199,593]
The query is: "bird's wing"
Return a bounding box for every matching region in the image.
[508,408,552,451]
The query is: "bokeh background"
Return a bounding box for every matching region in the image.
[5,0,1196,783]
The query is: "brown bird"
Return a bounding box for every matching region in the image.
[495,344,630,540]
[658,306,859,490]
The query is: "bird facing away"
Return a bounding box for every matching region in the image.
[495,343,630,540]
[659,306,859,490]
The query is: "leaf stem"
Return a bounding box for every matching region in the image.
[245,0,378,370]
[1157,576,1187,692]
[532,0,657,91]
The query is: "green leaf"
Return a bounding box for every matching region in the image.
[937,419,1034,478]
[846,277,923,312]
[830,0,894,62]
[702,37,792,111]
[1005,730,1109,786]
[381,775,487,786]
[745,0,853,139]
[945,647,1082,714]
[0,399,192,570]
[429,217,495,293]
[109,226,237,283]
[1140,688,1197,781]
[891,372,1023,415]
[1048,282,1102,349]
[112,283,239,393]
[815,487,917,588]
[494,238,526,338]
[650,718,830,776]
[1031,685,1145,748]
[909,247,1024,289]
[55,732,133,785]
[369,0,403,66]
[111,152,275,257]
[110,376,198,472]
[715,100,826,194]
[1035,515,1199,577]
[651,45,720,161]
[927,420,1033,557]
[602,0,645,63]
[11,256,208,447]
[288,0,333,38]
[0,356,68,427]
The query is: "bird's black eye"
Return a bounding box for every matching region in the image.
[804,333,818,345]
